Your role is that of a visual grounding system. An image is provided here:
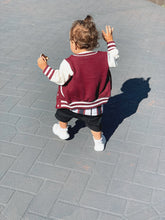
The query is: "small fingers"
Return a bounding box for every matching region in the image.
[106,25,109,34]
[105,25,114,34]
[102,30,106,36]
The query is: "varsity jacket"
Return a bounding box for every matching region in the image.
[43,41,119,115]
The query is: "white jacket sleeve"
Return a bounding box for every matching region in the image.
[107,41,119,67]
[43,59,73,85]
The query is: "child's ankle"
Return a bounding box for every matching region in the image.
[59,121,68,129]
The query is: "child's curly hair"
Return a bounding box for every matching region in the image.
[70,15,99,50]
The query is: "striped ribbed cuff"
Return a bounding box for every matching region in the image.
[43,65,55,80]
[107,41,116,51]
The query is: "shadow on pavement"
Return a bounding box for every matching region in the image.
[68,120,86,140]
[68,77,151,142]
[102,77,151,142]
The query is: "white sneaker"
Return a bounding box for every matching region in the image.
[52,123,69,140]
[93,135,106,152]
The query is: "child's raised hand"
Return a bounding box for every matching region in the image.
[102,25,114,42]
[37,56,47,71]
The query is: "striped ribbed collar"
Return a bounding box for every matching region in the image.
[73,51,98,57]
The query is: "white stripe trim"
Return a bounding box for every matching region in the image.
[47,69,54,78]
[73,52,97,57]
[60,86,65,97]
[107,42,116,46]
[44,66,51,75]
[60,99,108,109]
[60,97,108,106]
[108,46,116,51]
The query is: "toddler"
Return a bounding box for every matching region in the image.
[37,15,119,151]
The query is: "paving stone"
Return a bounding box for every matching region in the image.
[0,187,14,204]
[127,206,159,220]
[0,123,17,142]
[28,181,62,216]
[59,171,90,204]
[0,79,8,89]
[39,111,57,127]
[2,191,33,220]
[134,170,165,190]
[110,120,130,141]
[158,160,165,175]
[32,100,55,111]
[63,133,92,151]
[125,200,148,216]
[154,201,165,215]
[98,213,122,220]
[16,117,40,134]
[147,122,165,137]
[160,147,165,160]
[10,147,41,173]
[152,189,165,204]
[80,190,127,214]
[0,155,15,179]
[113,154,138,181]
[0,95,6,103]
[0,204,5,213]
[130,113,150,133]
[126,131,147,144]
[38,139,64,164]
[63,137,119,164]
[0,141,24,157]
[17,82,46,93]
[38,89,57,103]
[19,91,41,107]
[137,146,160,172]
[0,96,20,112]
[36,125,56,139]
[11,133,47,148]
[87,174,110,193]
[23,74,49,86]
[87,162,114,193]
[0,86,27,97]
[97,149,119,163]
[1,171,43,193]
[23,213,53,220]
[10,105,43,119]
[56,154,96,174]
[108,139,142,156]
[108,179,153,202]
[151,109,165,125]
[49,201,99,220]
[0,112,20,125]
[29,162,70,182]
[145,133,164,148]
[4,75,26,89]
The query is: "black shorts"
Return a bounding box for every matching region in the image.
[55,109,102,132]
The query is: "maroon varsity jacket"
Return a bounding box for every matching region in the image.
[56,51,111,110]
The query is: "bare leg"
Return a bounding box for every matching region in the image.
[59,121,68,129]
[90,130,102,140]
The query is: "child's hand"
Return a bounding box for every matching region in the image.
[102,25,114,42]
[37,56,47,71]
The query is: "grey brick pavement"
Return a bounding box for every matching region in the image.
[0,0,165,219]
